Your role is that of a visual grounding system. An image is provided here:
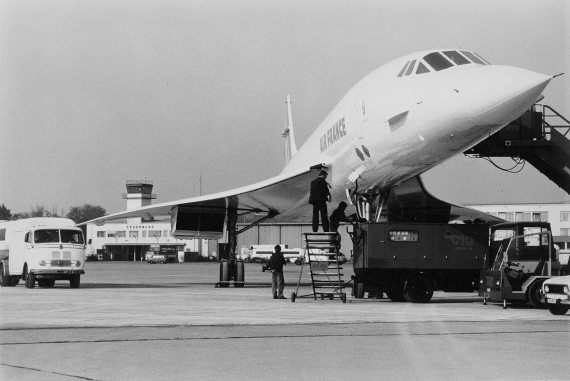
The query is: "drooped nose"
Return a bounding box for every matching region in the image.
[469,65,552,126]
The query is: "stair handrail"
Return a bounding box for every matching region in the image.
[541,104,570,138]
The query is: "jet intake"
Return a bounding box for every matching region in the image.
[171,205,226,239]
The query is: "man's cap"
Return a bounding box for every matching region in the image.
[274,245,281,251]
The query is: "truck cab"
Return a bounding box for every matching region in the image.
[0,218,86,289]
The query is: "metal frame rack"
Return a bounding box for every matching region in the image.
[291,232,347,303]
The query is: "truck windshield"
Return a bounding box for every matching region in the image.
[34,229,84,244]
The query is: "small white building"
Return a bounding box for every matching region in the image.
[85,181,218,261]
[469,202,570,249]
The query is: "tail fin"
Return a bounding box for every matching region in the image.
[282,94,298,167]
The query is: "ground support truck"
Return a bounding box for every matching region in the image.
[351,222,489,303]
[0,218,86,289]
[479,222,563,309]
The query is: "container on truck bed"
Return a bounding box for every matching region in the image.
[352,222,489,302]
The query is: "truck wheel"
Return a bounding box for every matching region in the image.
[386,284,407,302]
[70,275,81,289]
[0,263,9,287]
[528,279,547,309]
[354,282,364,299]
[9,276,19,287]
[25,272,36,289]
[404,276,433,303]
[547,304,569,315]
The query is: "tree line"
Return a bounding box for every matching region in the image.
[0,203,106,224]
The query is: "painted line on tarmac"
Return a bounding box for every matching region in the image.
[1,328,567,346]
[0,362,97,380]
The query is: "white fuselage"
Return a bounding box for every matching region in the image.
[282,49,551,202]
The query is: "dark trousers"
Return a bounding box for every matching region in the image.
[312,202,329,232]
[272,271,284,297]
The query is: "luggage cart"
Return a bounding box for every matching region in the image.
[291,232,347,303]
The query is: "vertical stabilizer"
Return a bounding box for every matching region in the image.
[282,94,298,167]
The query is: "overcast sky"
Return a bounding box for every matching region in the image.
[1,0,568,216]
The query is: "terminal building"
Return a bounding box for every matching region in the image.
[85,181,570,261]
[85,181,217,262]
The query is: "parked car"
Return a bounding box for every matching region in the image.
[85,254,98,262]
[542,275,570,315]
[147,254,168,264]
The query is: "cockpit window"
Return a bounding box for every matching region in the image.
[405,60,416,76]
[422,52,454,71]
[416,62,430,75]
[460,51,485,65]
[473,52,490,65]
[443,50,470,65]
[397,61,410,77]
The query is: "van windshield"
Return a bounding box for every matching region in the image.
[34,229,84,244]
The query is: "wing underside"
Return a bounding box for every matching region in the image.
[83,165,324,233]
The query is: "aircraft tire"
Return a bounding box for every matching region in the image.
[341,292,347,303]
[234,261,244,288]
[528,279,547,309]
[291,292,296,302]
[219,261,230,288]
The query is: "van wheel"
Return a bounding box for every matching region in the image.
[0,263,9,287]
[25,272,36,289]
[528,279,547,309]
[404,276,433,303]
[70,275,81,289]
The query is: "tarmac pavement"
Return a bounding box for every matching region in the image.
[0,262,568,380]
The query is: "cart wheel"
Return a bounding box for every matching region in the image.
[341,293,346,303]
[291,292,296,303]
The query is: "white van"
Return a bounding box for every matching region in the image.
[0,218,86,288]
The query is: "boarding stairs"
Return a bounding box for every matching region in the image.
[467,104,570,194]
[291,232,347,303]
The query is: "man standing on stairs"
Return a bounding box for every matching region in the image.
[309,170,331,232]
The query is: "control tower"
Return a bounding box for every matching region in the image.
[122,180,157,211]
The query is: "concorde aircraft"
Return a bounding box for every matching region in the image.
[84,49,552,282]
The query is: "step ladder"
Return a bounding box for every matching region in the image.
[291,232,347,303]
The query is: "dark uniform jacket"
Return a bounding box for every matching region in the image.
[329,208,349,232]
[309,177,330,204]
[268,252,286,273]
